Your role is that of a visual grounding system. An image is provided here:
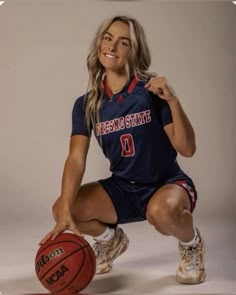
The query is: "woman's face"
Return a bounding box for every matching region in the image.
[98,21,131,73]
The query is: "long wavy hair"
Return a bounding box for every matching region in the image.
[85,15,155,132]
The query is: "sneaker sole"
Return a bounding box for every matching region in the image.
[176,271,206,284]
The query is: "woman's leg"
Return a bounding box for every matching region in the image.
[146,183,194,242]
[53,182,118,236]
[52,181,129,275]
[146,183,206,284]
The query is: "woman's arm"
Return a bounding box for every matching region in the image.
[164,98,196,157]
[145,76,196,157]
[61,135,90,206]
[40,135,90,244]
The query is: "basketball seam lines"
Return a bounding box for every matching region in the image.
[54,246,87,293]
[72,246,96,293]
[38,244,89,281]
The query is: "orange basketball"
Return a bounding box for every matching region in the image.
[35,233,96,294]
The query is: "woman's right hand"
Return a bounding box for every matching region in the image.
[39,198,82,245]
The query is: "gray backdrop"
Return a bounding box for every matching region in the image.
[0,0,235,231]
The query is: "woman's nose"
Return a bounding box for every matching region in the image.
[108,40,118,51]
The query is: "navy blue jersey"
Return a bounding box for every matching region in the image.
[72,76,178,184]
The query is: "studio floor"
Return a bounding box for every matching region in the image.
[0,217,235,295]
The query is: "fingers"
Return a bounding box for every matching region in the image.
[146,83,163,96]
[145,77,162,92]
[39,231,60,246]
[145,76,176,99]
[144,77,155,88]
[39,231,55,245]
[39,223,68,245]
[39,223,84,245]
[144,81,151,88]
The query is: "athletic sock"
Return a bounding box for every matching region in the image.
[94,226,115,242]
[180,227,201,246]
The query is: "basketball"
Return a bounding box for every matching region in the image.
[35,233,96,294]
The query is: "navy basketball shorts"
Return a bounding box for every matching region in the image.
[99,172,197,224]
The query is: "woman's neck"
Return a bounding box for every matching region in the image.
[105,71,129,94]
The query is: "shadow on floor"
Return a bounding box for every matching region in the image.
[0,272,177,294]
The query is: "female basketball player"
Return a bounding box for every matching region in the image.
[40,16,206,284]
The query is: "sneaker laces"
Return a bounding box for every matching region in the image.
[179,243,202,271]
[93,240,113,258]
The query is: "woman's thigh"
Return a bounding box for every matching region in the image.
[71,181,118,224]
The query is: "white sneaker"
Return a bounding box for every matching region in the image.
[176,228,206,284]
[93,227,129,274]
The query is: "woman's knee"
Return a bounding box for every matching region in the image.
[51,191,92,223]
[52,182,117,225]
[146,193,183,235]
[71,189,94,223]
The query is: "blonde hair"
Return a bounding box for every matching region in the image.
[85,16,155,132]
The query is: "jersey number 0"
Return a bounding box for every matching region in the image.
[120,134,135,157]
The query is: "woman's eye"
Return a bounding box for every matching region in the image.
[104,36,111,41]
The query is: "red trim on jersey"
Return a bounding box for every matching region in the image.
[103,76,138,99]
[127,76,138,94]
[103,79,113,99]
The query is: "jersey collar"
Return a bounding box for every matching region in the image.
[103,75,138,99]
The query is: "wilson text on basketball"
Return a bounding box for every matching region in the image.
[36,247,65,274]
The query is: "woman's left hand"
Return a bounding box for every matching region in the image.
[145,76,177,102]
